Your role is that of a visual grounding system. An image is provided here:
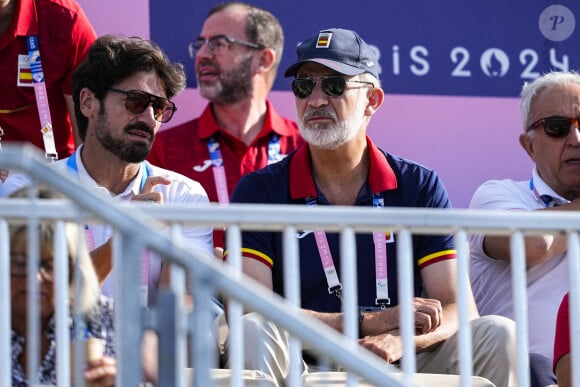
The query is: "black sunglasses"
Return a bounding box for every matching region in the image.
[291,76,374,99]
[107,88,177,123]
[528,115,580,138]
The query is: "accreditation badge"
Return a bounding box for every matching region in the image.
[17,54,33,87]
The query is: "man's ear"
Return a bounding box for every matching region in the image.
[256,48,275,73]
[519,132,535,159]
[79,88,99,118]
[365,86,384,116]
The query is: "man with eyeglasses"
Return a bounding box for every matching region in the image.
[147,2,303,253]
[225,27,518,387]
[469,71,580,386]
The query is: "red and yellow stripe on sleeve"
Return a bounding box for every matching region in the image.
[417,249,456,270]
[240,248,274,269]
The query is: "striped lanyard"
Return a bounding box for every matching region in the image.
[207,133,281,204]
[67,153,151,304]
[306,192,391,307]
[26,36,58,161]
[529,178,561,208]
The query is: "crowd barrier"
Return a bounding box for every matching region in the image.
[1,145,579,387]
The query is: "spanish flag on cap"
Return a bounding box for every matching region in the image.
[315,32,332,48]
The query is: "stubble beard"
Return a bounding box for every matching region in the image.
[94,111,152,163]
[299,98,367,150]
[197,56,254,104]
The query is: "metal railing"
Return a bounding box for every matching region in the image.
[1,144,579,387]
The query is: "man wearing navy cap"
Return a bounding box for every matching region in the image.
[225,28,517,386]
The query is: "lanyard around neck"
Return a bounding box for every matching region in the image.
[26,36,58,161]
[66,151,149,191]
[306,192,391,307]
[207,133,281,204]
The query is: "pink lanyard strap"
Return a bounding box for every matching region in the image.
[207,133,282,204]
[307,193,391,306]
[26,36,57,161]
[372,194,390,306]
[306,197,342,299]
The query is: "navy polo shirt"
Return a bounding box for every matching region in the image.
[228,136,456,313]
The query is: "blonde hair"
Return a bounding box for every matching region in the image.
[9,186,100,313]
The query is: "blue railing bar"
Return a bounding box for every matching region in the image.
[455,230,473,387]
[283,225,303,387]
[0,220,11,387]
[510,232,530,387]
[54,221,71,386]
[114,234,145,386]
[225,224,245,387]
[397,228,416,385]
[340,227,360,387]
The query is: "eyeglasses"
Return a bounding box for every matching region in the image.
[291,76,375,99]
[528,115,580,138]
[11,253,57,282]
[188,34,265,57]
[107,88,177,123]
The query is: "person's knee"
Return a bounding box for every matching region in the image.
[471,315,516,355]
[226,313,289,356]
[240,312,265,340]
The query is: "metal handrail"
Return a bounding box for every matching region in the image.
[2,144,579,386]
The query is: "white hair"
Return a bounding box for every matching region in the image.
[520,71,580,131]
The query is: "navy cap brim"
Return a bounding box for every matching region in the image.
[284,58,366,78]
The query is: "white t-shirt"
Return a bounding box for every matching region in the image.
[469,167,569,361]
[3,145,214,304]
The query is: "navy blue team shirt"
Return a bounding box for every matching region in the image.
[227,136,456,313]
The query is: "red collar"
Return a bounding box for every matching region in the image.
[0,0,36,48]
[289,136,398,199]
[198,100,296,140]
[15,0,37,36]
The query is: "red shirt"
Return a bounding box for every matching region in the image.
[0,0,96,158]
[148,101,304,248]
[554,293,570,370]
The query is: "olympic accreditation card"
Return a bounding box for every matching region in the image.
[17,54,33,87]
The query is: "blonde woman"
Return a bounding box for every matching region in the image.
[9,186,116,386]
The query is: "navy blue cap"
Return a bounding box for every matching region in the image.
[284,28,381,79]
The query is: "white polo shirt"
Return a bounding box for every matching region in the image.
[469,167,569,362]
[4,144,214,304]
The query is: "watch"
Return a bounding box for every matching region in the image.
[358,310,365,339]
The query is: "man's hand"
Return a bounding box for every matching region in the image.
[214,247,224,260]
[364,297,442,336]
[132,176,171,204]
[358,332,403,363]
[408,297,442,334]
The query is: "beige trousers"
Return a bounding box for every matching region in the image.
[225,313,517,387]
[415,315,517,387]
